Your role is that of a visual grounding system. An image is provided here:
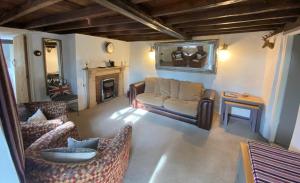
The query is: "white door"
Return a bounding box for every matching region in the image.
[13,35,30,103]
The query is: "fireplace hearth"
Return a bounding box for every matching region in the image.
[101,78,116,102]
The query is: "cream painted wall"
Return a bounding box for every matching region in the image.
[74,34,130,110]
[128,32,268,107]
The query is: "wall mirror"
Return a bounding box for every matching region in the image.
[42,38,63,93]
[155,40,218,73]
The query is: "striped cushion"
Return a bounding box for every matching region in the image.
[248,141,300,183]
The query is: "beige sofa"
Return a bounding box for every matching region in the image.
[129,77,216,130]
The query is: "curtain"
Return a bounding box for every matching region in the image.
[0,42,26,182]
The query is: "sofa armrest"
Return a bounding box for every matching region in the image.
[198,89,217,130]
[129,81,145,106]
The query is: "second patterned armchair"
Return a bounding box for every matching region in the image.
[25,125,132,183]
[17,101,69,149]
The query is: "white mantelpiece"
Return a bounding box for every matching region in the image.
[87,67,124,108]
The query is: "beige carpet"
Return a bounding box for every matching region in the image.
[70,96,262,183]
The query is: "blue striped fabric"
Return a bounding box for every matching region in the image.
[248,141,300,183]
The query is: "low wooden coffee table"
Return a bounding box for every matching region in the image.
[220,91,264,132]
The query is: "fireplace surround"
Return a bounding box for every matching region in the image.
[87,67,123,108]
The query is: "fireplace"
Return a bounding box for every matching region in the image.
[95,73,119,104]
[101,78,116,102]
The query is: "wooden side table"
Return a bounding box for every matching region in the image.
[221,92,264,132]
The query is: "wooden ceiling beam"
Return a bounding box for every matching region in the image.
[189,28,278,37]
[58,23,149,34]
[131,0,152,3]
[46,16,136,33]
[90,29,159,37]
[152,0,248,17]
[110,34,174,41]
[91,0,188,40]
[0,0,63,25]
[173,10,300,28]
[283,17,300,33]
[180,20,291,32]
[164,1,300,25]
[184,24,283,33]
[26,5,117,29]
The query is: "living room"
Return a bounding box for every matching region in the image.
[1,0,300,183]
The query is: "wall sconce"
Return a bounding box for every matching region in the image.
[218,43,230,62]
[149,46,155,60]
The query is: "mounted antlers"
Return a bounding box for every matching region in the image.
[262,31,277,49]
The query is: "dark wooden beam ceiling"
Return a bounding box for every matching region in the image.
[164,1,300,24]
[90,29,159,37]
[112,34,174,41]
[180,21,288,32]
[189,27,279,37]
[26,5,117,29]
[151,0,248,17]
[184,24,283,33]
[0,0,63,25]
[91,0,188,40]
[58,23,149,34]
[45,15,136,33]
[173,10,300,28]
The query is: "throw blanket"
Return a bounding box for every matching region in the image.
[248,141,300,183]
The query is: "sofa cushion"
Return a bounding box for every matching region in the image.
[136,93,167,107]
[170,79,180,98]
[145,77,160,95]
[164,98,198,117]
[158,78,171,97]
[178,81,203,101]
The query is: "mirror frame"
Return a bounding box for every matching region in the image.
[42,38,64,95]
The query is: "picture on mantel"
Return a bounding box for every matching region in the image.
[155,40,218,73]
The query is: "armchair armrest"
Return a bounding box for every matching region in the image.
[129,81,145,107]
[26,121,79,151]
[198,89,217,130]
[21,121,62,149]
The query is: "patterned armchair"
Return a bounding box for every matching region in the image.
[17,101,69,149]
[25,124,132,183]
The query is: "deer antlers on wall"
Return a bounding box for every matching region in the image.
[262,31,277,49]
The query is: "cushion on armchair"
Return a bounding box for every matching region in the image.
[27,109,47,123]
[68,137,99,150]
[158,78,171,97]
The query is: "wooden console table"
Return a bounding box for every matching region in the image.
[220,92,264,132]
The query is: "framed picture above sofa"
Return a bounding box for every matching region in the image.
[155,40,218,73]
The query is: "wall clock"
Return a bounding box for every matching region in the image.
[105,42,114,54]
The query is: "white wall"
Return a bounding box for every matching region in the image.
[0,122,20,183]
[73,34,130,110]
[128,32,268,108]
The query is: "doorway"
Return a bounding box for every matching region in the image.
[275,34,300,147]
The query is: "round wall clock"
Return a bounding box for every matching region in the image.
[105,42,114,54]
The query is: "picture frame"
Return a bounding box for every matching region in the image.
[155,40,219,73]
